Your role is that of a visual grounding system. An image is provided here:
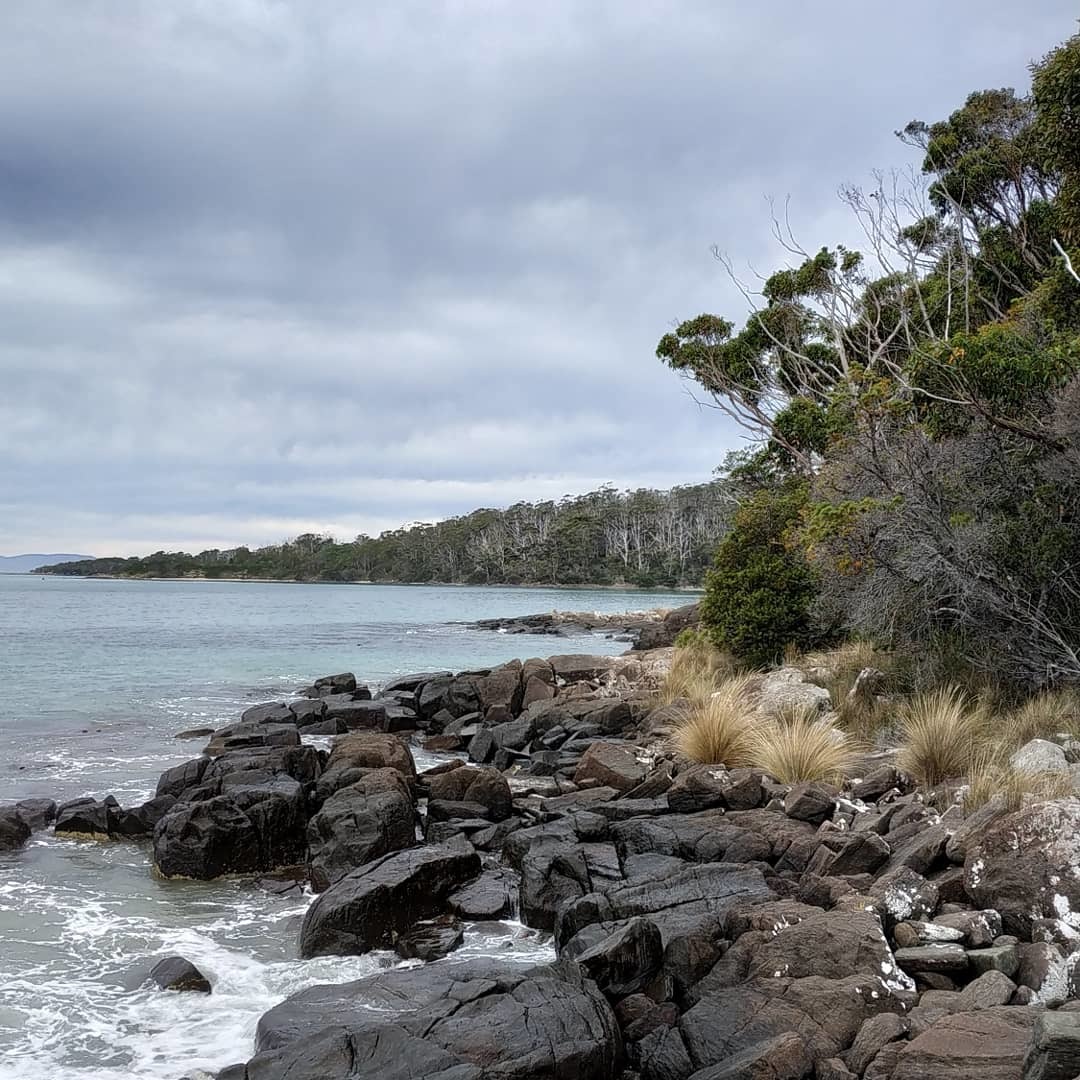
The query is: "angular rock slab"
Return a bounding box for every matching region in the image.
[247,960,620,1080]
[299,840,480,958]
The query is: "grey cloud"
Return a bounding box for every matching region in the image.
[0,1,1076,554]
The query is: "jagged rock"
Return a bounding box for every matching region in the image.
[965,799,1080,936]
[667,766,763,813]
[149,955,211,993]
[1022,1010,1080,1080]
[946,794,1009,864]
[564,916,664,997]
[805,830,890,877]
[686,1032,813,1080]
[55,795,120,838]
[205,721,300,755]
[110,794,178,837]
[425,765,512,821]
[889,1006,1041,1080]
[870,867,939,927]
[174,726,216,740]
[475,660,523,717]
[968,942,1020,978]
[153,775,307,879]
[298,840,481,957]
[156,757,210,799]
[447,868,516,920]
[521,840,622,930]
[843,1013,907,1076]
[549,654,616,683]
[0,806,32,850]
[934,909,1002,947]
[248,960,620,1079]
[241,702,294,726]
[321,696,389,730]
[850,765,903,803]
[574,742,646,794]
[638,974,912,1078]
[307,769,416,891]
[312,672,359,696]
[784,782,837,825]
[611,812,771,866]
[393,914,464,961]
[14,798,57,831]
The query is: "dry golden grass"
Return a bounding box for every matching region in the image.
[670,673,760,766]
[796,640,885,681]
[998,689,1080,750]
[660,637,738,706]
[897,685,984,787]
[750,708,858,784]
[964,748,1073,811]
[792,640,895,742]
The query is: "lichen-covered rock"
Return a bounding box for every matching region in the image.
[965,799,1080,936]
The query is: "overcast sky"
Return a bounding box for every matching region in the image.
[0,2,1075,556]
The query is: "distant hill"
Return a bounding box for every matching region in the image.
[0,554,95,574]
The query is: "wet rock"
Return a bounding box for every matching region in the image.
[149,955,211,993]
[889,1006,1040,1080]
[156,757,210,799]
[13,798,57,831]
[563,916,663,998]
[574,741,646,794]
[55,795,119,838]
[521,840,622,930]
[111,794,178,837]
[205,721,300,756]
[153,776,307,879]
[0,806,32,850]
[447,868,516,920]
[241,702,294,726]
[174,727,216,740]
[394,914,464,961]
[321,697,388,731]
[249,960,619,1080]
[312,672,358,696]
[425,765,512,821]
[307,770,416,892]
[298,839,481,957]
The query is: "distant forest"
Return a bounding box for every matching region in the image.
[38,482,733,586]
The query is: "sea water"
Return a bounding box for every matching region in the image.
[0,575,689,1079]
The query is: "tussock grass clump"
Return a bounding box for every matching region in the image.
[1000,689,1080,750]
[796,640,885,682]
[897,685,984,787]
[750,707,858,784]
[671,673,759,766]
[964,750,1073,812]
[660,636,738,706]
[793,640,896,742]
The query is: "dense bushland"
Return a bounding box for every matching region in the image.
[662,31,1080,688]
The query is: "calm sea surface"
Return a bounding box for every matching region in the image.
[0,575,689,1080]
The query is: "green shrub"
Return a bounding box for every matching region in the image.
[699,483,818,667]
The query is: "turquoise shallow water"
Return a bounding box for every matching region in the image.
[0,575,689,1079]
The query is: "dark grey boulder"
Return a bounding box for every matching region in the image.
[521,840,623,930]
[240,702,294,726]
[1022,1009,1080,1080]
[425,765,512,822]
[299,840,481,957]
[14,798,57,830]
[149,955,211,993]
[248,960,619,1080]
[307,769,416,891]
[0,806,32,850]
[393,914,464,961]
[447,868,517,920]
[55,795,119,838]
[563,916,663,997]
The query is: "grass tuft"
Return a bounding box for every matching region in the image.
[660,637,738,706]
[670,673,760,766]
[750,707,858,784]
[897,685,983,788]
[999,689,1080,751]
[964,748,1073,812]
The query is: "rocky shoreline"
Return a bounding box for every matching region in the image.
[5,647,1080,1079]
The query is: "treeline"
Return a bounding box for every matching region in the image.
[662,28,1080,688]
[38,482,733,587]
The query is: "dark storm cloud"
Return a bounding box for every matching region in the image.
[0,1,1076,554]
